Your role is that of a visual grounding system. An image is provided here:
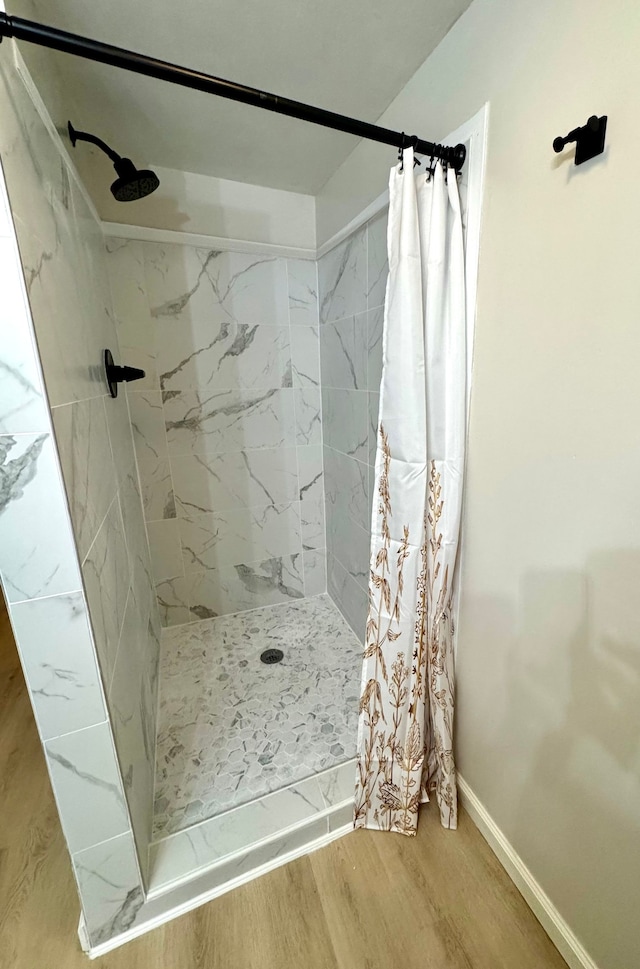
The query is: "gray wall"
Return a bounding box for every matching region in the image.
[0,42,157,944]
[317,211,387,639]
[105,238,326,625]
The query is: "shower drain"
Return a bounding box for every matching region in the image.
[260,648,284,665]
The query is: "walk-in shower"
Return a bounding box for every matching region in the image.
[0,11,469,952]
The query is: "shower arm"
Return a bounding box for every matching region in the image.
[67,122,121,164]
[0,12,466,172]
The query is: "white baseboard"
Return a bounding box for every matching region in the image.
[457,775,600,969]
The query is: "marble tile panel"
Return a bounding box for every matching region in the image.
[303,549,327,597]
[318,227,367,324]
[149,775,327,889]
[186,554,304,621]
[327,553,368,642]
[109,591,157,869]
[368,390,381,467]
[147,519,184,582]
[0,235,48,433]
[172,447,298,517]
[294,387,322,446]
[104,388,137,492]
[45,722,130,853]
[117,460,156,617]
[52,396,118,562]
[150,815,332,899]
[366,209,389,310]
[321,387,368,462]
[153,595,361,835]
[73,832,143,947]
[286,258,318,326]
[320,312,368,390]
[104,237,152,326]
[367,305,384,393]
[301,496,325,551]
[290,325,320,388]
[327,510,370,592]
[323,446,369,531]
[81,497,130,686]
[9,591,105,740]
[0,432,81,603]
[157,320,292,392]
[296,444,323,502]
[155,575,191,628]
[164,388,297,456]
[128,390,175,520]
[144,243,288,327]
[180,502,301,573]
[317,759,358,810]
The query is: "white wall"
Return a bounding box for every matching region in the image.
[77,156,316,250]
[318,2,640,969]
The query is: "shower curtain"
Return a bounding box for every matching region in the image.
[354,149,466,835]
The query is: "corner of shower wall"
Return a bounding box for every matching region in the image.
[103,232,327,626]
[317,208,388,641]
[0,40,159,947]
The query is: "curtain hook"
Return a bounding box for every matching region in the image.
[410,134,421,168]
[398,132,406,172]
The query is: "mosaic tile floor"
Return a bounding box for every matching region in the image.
[153,594,362,838]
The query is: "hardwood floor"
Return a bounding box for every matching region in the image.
[0,590,568,968]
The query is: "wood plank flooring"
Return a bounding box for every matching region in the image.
[0,590,568,968]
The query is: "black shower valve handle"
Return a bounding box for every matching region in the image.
[104,348,145,398]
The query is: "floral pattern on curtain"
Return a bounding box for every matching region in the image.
[354,150,466,835]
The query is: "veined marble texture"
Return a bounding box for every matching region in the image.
[1,50,157,948]
[180,501,302,573]
[322,386,368,462]
[327,553,368,642]
[105,235,325,626]
[52,396,118,563]
[73,832,144,946]
[157,319,292,393]
[144,244,289,327]
[164,387,297,456]
[317,211,389,637]
[287,258,318,326]
[318,227,367,325]
[0,432,81,602]
[10,591,105,740]
[153,594,361,837]
[171,446,299,517]
[0,234,47,433]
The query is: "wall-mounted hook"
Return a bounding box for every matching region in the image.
[104,348,145,398]
[553,114,607,165]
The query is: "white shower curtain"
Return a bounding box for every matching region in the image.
[354,148,466,835]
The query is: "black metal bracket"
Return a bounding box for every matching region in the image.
[104,348,145,398]
[553,115,607,166]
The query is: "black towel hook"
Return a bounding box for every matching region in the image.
[553,114,607,166]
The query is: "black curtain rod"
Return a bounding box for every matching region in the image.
[0,13,466,172]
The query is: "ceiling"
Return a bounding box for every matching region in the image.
[8,0,472,195]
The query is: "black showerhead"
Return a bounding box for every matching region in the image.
[68,121,159,203]
[110,157,160,202]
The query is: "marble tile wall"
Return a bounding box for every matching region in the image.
[105,239,326,625]
[318,211,388,640]
[0,44,156,947]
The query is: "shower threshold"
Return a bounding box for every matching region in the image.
[147,594,361,896]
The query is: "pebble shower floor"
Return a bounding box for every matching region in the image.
[153,594,362,837]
